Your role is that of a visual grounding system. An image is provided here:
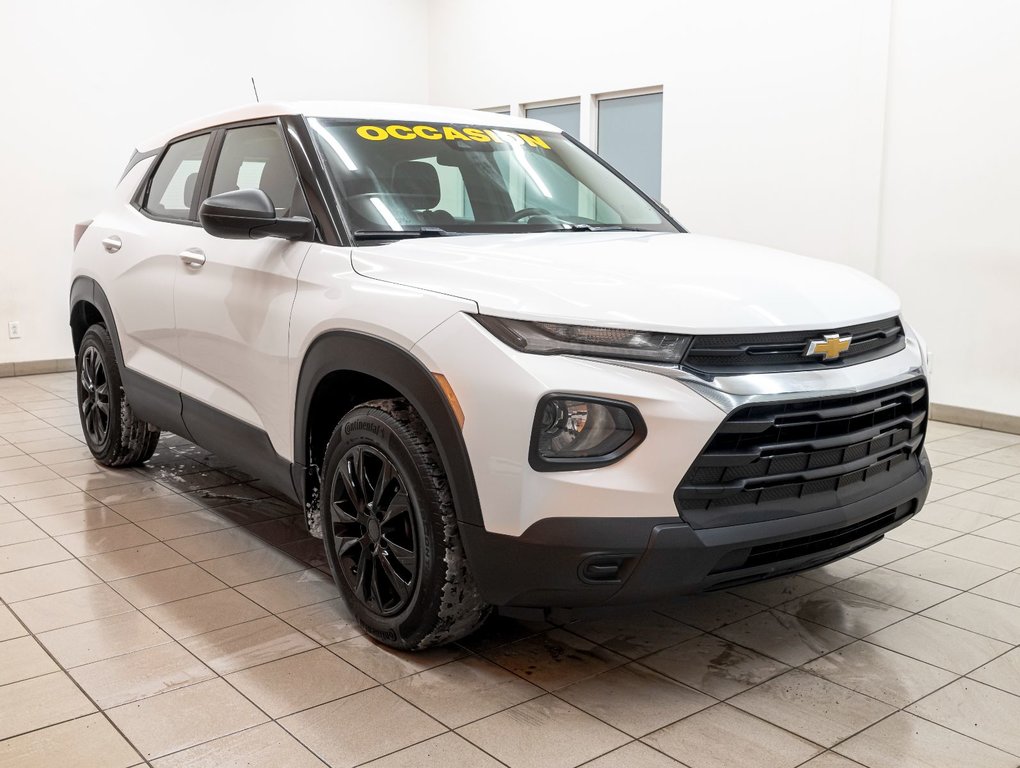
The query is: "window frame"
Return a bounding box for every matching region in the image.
[133,130,214,226]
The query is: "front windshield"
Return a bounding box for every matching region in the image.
[307,117,678,238]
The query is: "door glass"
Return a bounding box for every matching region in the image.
[210,124,309,217]
[144,134,210,220]
[597,93,663,198]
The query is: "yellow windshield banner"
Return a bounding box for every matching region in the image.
[355,124,551,149]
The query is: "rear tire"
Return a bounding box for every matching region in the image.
[321,398,489,650]
[76,324,160,467]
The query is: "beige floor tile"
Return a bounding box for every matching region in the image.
[977,518,1020,547]
[360,732,504,768]
[26,446,96,465]
[885,549,1005,590]
[486,628,628,691]
[730,574,822,606]
[281,686,445,768]
[982,446,1020,469]
[836,711,1016,768]
[136,508,238,540]
[181,615,318,674]
[913,501,1001,532]
[12,490,103,518]
[11,583,133,632]
[884,519,961,548]
[730,669,894,748]
[715,609,853,666]
[458,693,627,768]
[0,518,46,544]
[388,654,541,728]
[184,482,270,508]
[943,457,1020,480]
[939,490,1020,518]
[67,467,148,491]
[935,534,1020,570]
[837,567,959,612]
[0,712,140,768]
[561,662,714,738]
[797,754,866,768]
[564,609,701,660]
[654,592,764,632]
[0,537,70,573]
[800,557,874,586]
[166,525,269,561]
[0,477,79,503]
[842,537,921,566]
[278,597,362,644]
[226,646,375,718]
[643,703,821,768]
[0,635,59,685]
[0,503,24,524]
[80,541,188,580]
[110,563,225,609]
[87,480,174,506]
[0,465,59,488]
[779,587,911,638]
[935,466,999,490]
[200,546,307,586]
[803,641,957,708]
[922,592,1020,644]
[867,614,1010,674]
[49,458,107,477]
[0,671,96,740]
[55,522,157,557]
[70,641,216,708]
[907,679,1020,756]
[0,454,39,473]
[38,609,170,668]
[151,721,325,768]
[31,505,128,536]
[0,603,26,641]
[329,634,466,683]
[110,493,203,522]
[972,571,1020,608]
[0,558,101,602]
[107,677,268,760]
[969,647,1020,697]
[643,633,789,699]
[981,478,1020,502]
[237,568,338,613]
[581,741,684,767]
[143,588,269,639]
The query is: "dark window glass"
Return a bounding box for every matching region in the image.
[526,103,581,140]
[144,134,209,220]
[209,124,309,217]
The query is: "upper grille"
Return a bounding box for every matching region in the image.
[675,379,927,529]
[681,317,905,377]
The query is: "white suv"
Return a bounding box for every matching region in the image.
[71,102,931,649]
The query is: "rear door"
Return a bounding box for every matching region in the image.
[173,120,312,463]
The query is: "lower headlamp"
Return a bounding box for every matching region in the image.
[530,395,646,471]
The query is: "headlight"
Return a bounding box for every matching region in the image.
[475,315,692,364]
[530,395,646,471]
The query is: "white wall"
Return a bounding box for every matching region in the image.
[0,0,429,365]
[428,0,1020,418]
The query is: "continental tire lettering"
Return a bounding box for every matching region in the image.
[356,125,388,140]
[386,124,416,140]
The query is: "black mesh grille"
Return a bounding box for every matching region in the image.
[682,317,905,376]
[675,379,928,528]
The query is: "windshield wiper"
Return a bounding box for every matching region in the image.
[353,227,455,240]
[549,224,654,232]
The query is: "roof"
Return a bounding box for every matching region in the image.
[138,101,558,152]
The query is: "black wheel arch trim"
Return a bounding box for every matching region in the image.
[294,330,484,528]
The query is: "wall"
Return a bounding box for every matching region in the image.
[428,0,1020,418]
[0,0,429,365]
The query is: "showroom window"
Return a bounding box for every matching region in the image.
[526,102,581,140]
[210,123,309,217]
[597,92,663,198]
[143,133,209,220]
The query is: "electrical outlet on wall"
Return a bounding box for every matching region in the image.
[8,321,21,339]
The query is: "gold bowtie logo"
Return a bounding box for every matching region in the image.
[805,333,852,360]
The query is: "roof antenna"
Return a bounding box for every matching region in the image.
[251,77,260,103]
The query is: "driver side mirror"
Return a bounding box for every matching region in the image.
[199,189,313,241]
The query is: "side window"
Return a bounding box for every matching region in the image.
[210,124,309,218]
[143,134,210,220]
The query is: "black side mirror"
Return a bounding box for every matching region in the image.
[199,189,314,241]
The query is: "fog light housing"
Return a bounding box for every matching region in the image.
[529,395,646,471]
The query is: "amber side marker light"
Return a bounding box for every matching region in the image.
[432,373,465,429]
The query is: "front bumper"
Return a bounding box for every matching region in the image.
[461,449,931,607]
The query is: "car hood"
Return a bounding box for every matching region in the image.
[350,231,900,333]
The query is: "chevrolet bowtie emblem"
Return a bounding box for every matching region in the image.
[805,333,852,360]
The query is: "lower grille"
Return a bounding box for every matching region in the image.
[675,378,928,528]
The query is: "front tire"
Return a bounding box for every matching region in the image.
[321,399,489,650]
[76,324,160,467]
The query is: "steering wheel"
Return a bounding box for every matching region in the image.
[510,207,552,222]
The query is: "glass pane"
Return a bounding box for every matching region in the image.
[211,124,308,217]
[526,103,581,140]
[144,134,209,220]
[597,93,663,198]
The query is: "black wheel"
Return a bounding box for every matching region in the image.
[321,399,489,649]
[76,324,160,467]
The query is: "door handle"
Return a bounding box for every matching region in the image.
[179,248,206,269]
[101,235,122,254]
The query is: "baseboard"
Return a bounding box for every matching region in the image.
[0,358,76,378]
[931,403,1020,436]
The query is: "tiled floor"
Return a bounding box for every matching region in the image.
[1,372,1020,767]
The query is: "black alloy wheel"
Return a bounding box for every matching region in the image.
[79,345,111,447]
